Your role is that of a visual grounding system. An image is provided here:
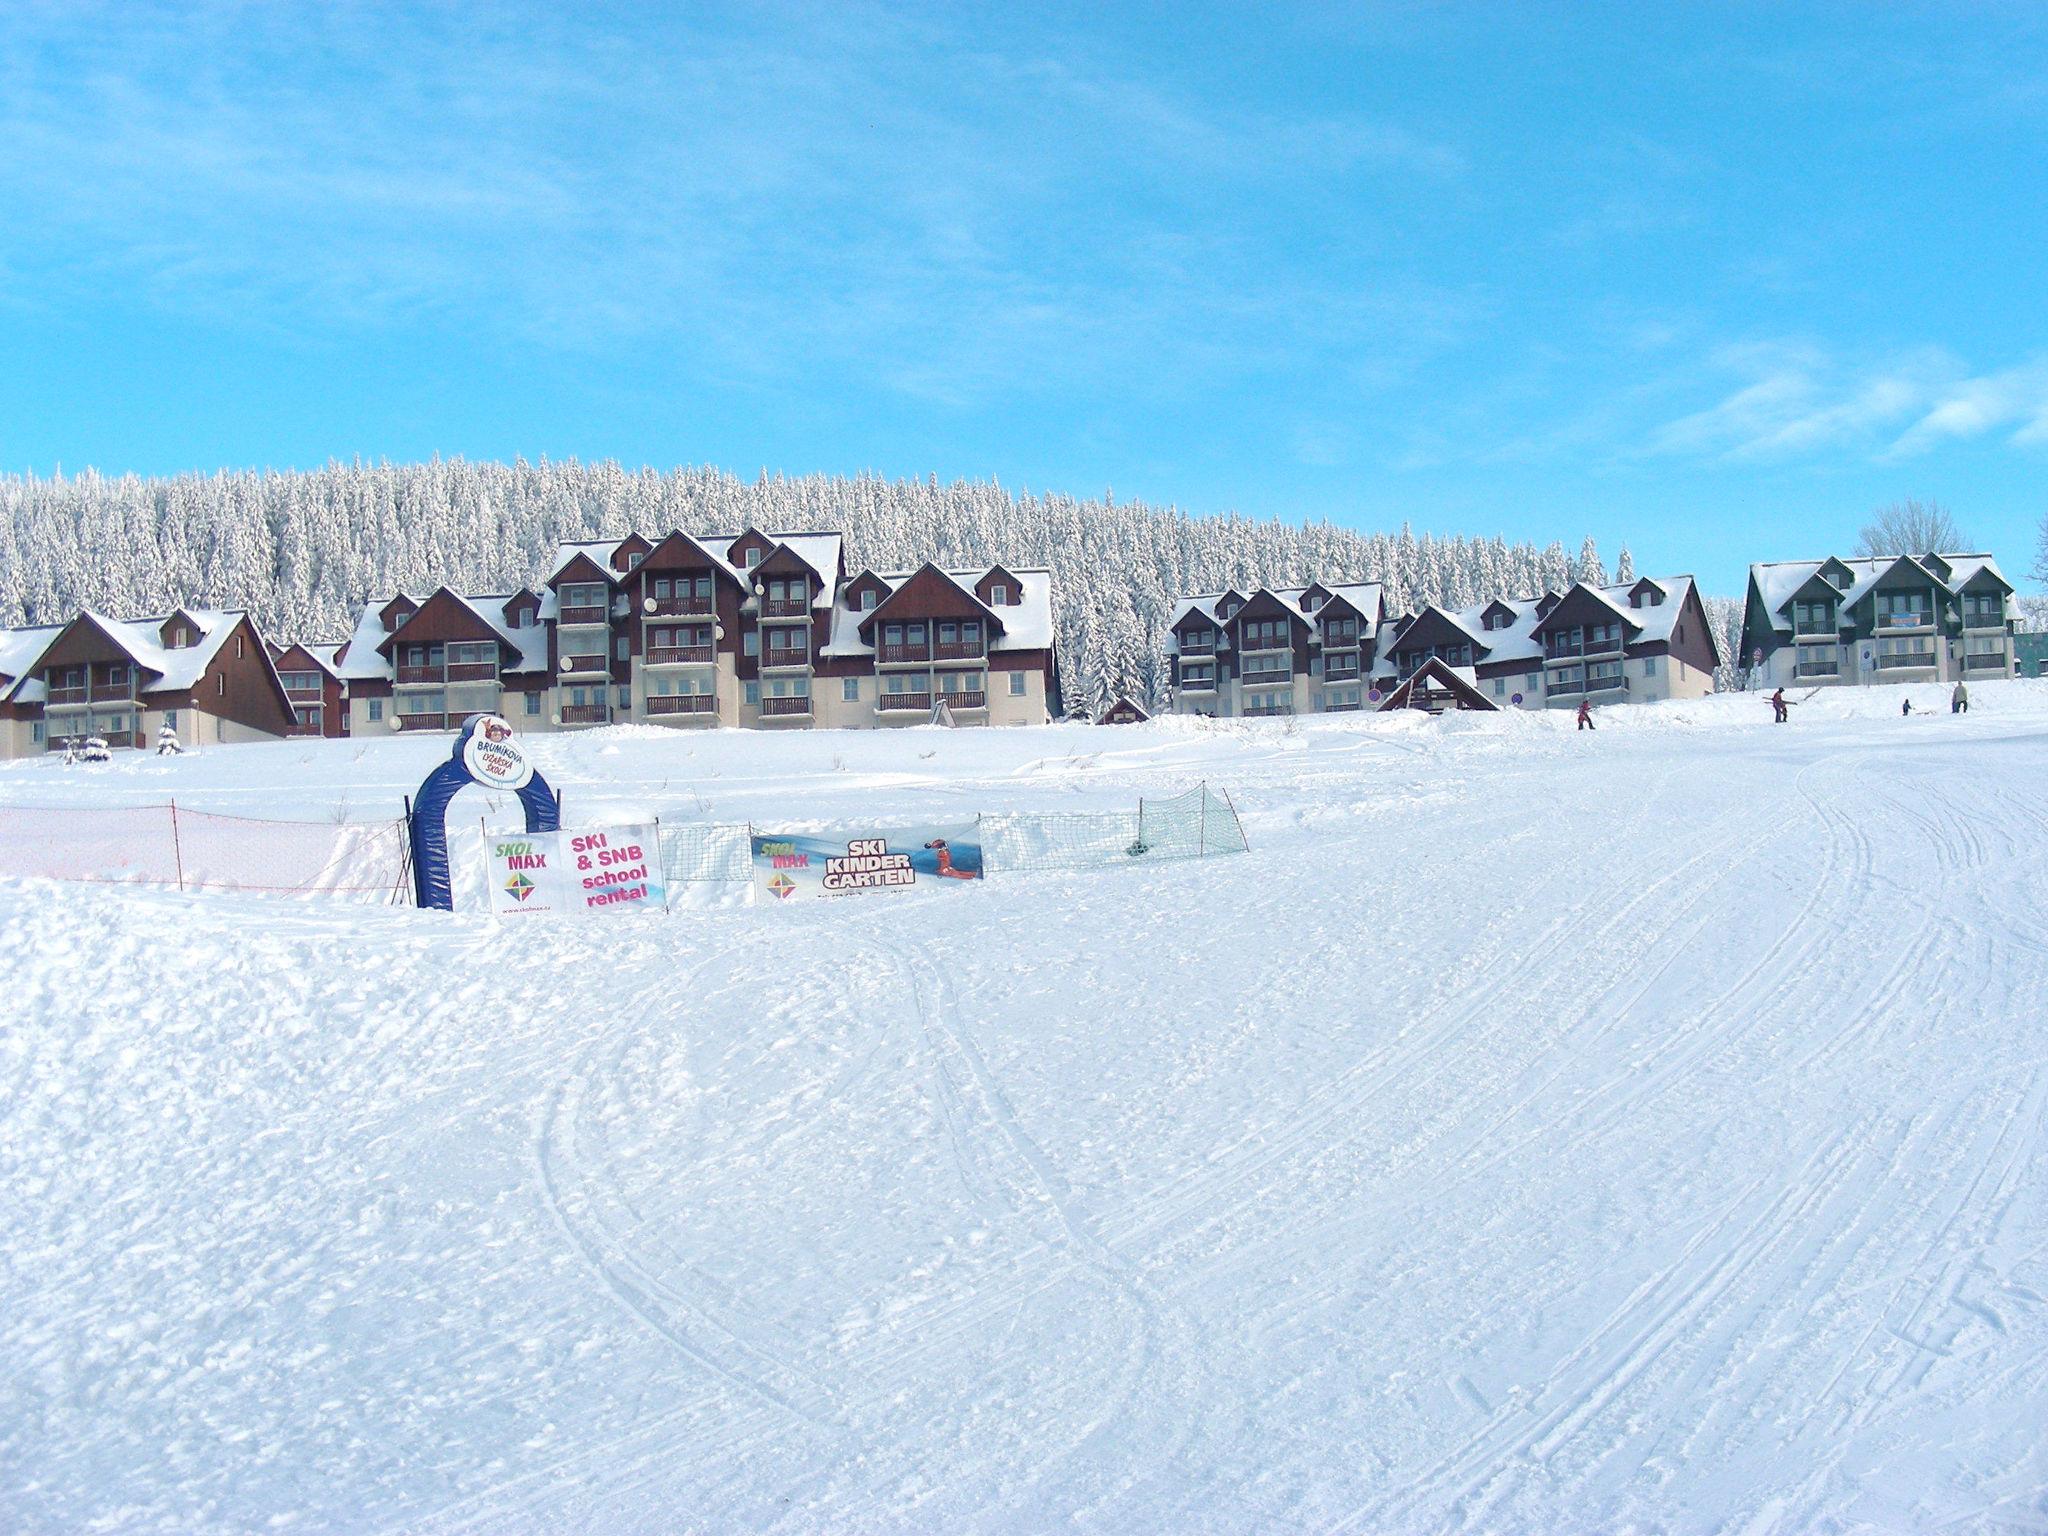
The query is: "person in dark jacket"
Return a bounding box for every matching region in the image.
[1771,688,1788,724]
[1902,697,1914,716]
[1576,698,1593,731]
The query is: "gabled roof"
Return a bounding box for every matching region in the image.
[823,566,1054,657]
[1534,581,1640,635]
[1378,657,1497,713]
[340,587,551,680]
[1747,552,2011,631]
[272,641,347,682]
[857,563,1003,640]
[547,550,618,589]
[2,608,256,703]
[1384,603,1485,654]
[1167,582,1385,650]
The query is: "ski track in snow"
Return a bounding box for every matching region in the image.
[4,683,2048,1533]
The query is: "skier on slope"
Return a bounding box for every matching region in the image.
[1770,688,1788,724]
[1902,697,1914,717]
[1952,680,1969,715]
[1576,698,1594,731]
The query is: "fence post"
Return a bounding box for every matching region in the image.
[396,795,416,906]
[1198,782,1207,858]
[655,815,670,912]
[168,799,186,892]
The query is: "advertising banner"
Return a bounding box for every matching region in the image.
[752,823,983,901]
[485,823,666,916]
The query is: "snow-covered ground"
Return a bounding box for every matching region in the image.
[4,682,2047,1533]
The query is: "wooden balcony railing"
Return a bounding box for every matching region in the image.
[1794,623,1837,637]
[761,651,811,671]
[559,703,611,724]
[646,693,715,714]
[645,644,715,666]
[1323,667,1361,683]
[1795,662,1839,677]
[1241,668,1292,688]
[558,655,607,675]
[89,683,136,702]
[45,685,88,705]
[937,689,987,710]
[877,644,930,665]
[558,605,611,627]
[760,695,811,716]
[879,692,932,712]
[394,712,451,731]
[934,641,985,661]
[1179,639,1216,656]
[1965,652,2009,671]
[1963,612,2006,630]
[1243,703,1294,717]
[1585,673,1627,694]
[643,596,714,617]
[1876,651,1937,670]
[759,597,809,618]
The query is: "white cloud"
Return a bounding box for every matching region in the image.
[1647,342,2048,463]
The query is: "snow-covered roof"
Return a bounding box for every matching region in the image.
[0,608,256,703]
[1166,583,1386,652]
[821,567,1054,657]
[1381,597,1544,668]
[1749,553,2011,633]
[337,590,552,680]
[550,529,847,611]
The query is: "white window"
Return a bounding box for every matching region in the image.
[1642,656,1657,678]
[743,547,761,568]
[744,681,759,704]
[842,677,860,702]
[368,699,383,721]
[859,588,878,611]
[989,583,1010,605]
[1008,671,1026,696]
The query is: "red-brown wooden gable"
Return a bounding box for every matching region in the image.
[379,595,418,632]
[1534,585,1639,639]
[35,614,151,677]
[610,533,653,573]
[860,565,1000,640]
[974,566,1025,606]
[379,590,505,656]
[549,552,614,589]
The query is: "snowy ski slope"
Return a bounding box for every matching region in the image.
[3,682,2046,1533]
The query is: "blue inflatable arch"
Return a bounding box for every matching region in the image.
[408,716,560,911]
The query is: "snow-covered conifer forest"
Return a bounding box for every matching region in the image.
[0,461,1741,708]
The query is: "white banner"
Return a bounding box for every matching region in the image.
[485,823,666,916]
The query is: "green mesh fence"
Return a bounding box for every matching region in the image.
[654,783,1248,888]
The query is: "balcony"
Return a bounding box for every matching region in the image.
[761,651,811,673]
[558,654,608,676]
[1178,638,1217,657]
[937,689,987,710]
[879,692,933,713]
[1547,677,1586,697]
[759,597,809,619]
[1794,622,1838,637]
[45,684,88,705]
[1963,611,2007,632]
[759,696,811,717]
[558,605,611,627]
[1876,651,1938,671]
[1177,678,1217,693]
[1241,668,1292,688]
[1243,703,1294,718]
[1874,613,1933,635]
[1544,640,1623,662]
[1965,652,2009,671]
[559,703,611,725]
[642,595,714,617]
[393,712,452,731]
[645,644,715,667]
[90,682,137,702]
[1323,666,1361,684]
[1585,673,1627,695]
[1795,661,1840,678]
[646,693,716,715]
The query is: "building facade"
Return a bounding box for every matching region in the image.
[1739,553,2017,689]
[1166,574,1717,715]
[1166,583,1388,717]
[0,608,298,758]
[332,528,1058,735]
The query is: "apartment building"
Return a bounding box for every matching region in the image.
[1739,553,2017,688]
[1165,574,1715,716]
[267,641,351,738]
[331,527,1058,734]
[0,607,297,758]
[1165,583,1388,717]
[1378,575,1720,709]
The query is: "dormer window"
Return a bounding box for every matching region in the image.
[743,547,762,569]
[859,588,878,611]
[987,582,1011,606]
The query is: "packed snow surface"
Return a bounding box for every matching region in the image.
[4,683,2047,1533]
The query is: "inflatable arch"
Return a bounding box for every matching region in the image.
[408,715,560,911]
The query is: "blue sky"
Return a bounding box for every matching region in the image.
[2,2,2045,593]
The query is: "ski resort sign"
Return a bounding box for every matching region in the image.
[462,715,534,791]
[752,824,983,901]
[486,823,666,916]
